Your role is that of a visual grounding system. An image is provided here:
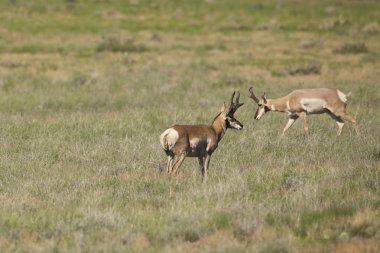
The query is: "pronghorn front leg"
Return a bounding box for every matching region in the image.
[299,112,309,134]
[203,154,211,179]
[326,111,345,136]
[328,110,359,136]
[337,112,359,136]
[282,115,298,135]
[171,153,186,175]
[198,156,205,175]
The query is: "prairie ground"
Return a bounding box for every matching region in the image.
[0,1,379,252]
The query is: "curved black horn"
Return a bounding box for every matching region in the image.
[227,91,244,114]
[262,92,267,103]
[235,91,240,103]
[235,91,244,107]
[230,91,236,105]
[249,87,260,103]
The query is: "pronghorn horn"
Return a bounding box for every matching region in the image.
[234,91,244,108]
[262,92,267,103]
[227,91,244,115]
[230,91,236,106]
[249,87,260,103]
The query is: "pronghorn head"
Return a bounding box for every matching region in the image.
[249,87,270,120]
[221,91,244,130]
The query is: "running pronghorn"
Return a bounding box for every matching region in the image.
[160,91,244,177]
[248,87,359,136]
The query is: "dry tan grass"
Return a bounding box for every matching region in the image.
[0,1,379,252]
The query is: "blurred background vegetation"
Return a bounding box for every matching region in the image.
[0,0,379,252]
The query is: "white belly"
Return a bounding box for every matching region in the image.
[300,98,326,114]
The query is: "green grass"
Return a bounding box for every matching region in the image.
[96,36,150,53]
[0,0,380,252]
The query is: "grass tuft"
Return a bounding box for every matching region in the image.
[287,63,321,75]
[333,43,369,54]
[208,212,233,231]
[260,243,289,253]
[97,36,149,53]
[294,205,355,239]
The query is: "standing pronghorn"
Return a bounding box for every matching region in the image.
[160,91,244,177]
[248,87,359,136]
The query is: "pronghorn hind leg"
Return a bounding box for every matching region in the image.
[282,115,298,136]
[167,155,174,173]
[171,153,186,175]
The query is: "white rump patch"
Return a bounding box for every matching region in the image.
[300,98,326,113]
[337,90,347,103]
[160,128,179,150]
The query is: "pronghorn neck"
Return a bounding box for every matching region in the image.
[211,113,227,141]
[267,97,288,112]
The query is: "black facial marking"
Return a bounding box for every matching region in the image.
[254,108,259,119]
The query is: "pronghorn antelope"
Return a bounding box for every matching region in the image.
[160,91,244,177]
[248,87,359,136]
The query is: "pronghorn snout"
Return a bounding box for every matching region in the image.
[228,118,243,130]
[231,121,243,130]
[254,107,265,120]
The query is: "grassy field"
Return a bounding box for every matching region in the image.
[0,0,380,252]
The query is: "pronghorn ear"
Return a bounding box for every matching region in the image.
[220,102,226,113]
[262,92,267,103]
